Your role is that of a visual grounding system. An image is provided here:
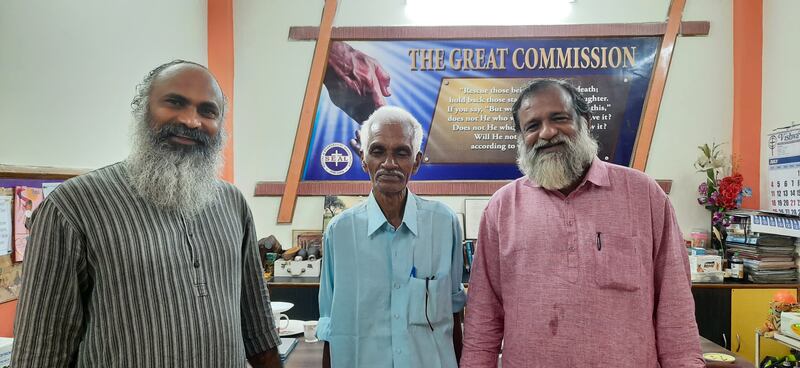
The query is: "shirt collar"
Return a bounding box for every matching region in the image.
[583,157,610,187]
[366,190,419,237]
[524,157,610,189]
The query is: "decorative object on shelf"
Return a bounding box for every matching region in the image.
[274,258,322,277]
[694,143,752,251]
[758,290,799,337]
[291,230,323,256]
[282,245,302,261]
[257,235,282,278]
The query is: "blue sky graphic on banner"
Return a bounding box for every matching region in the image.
[303,37,659,181]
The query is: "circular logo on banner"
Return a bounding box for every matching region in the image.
[321,143,353,176]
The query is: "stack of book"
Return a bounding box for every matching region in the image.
[727,213,798,283]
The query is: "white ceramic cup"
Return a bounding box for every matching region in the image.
[303,320,319,343]
[272,311,290,331]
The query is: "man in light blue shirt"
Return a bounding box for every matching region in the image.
[318,106,467,368]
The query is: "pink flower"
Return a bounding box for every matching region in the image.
[712,211,724,225]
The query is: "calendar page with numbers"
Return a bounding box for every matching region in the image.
[768,126,800,215]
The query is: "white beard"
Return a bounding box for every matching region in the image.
[126,117,225,216]
[516,122,598,190]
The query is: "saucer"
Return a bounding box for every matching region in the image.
[271,301,294,314]
[278,319,305,337]
[703,352,735,362]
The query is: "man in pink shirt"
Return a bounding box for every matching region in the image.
[461,79,704,367]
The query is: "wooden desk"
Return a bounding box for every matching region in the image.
[701,337,755,368]
[269,278,800,290]
[693,281,799,289]
[280,337,737,367]
[268,277,321,288]
[284,339,323,368]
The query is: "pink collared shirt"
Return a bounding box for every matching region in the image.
[461,158,704,368]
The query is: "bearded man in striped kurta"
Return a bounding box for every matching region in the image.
[12,60,282,368]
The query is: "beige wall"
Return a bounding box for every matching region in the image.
[0,0,207,169]
[0,0,754,247]
[761,0,800,208]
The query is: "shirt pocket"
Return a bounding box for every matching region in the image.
[407,276,450,328]
[591,232,642,291]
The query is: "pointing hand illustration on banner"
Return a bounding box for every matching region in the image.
[324,41,392,155]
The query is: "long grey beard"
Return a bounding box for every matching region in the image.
[516,123,598,190]
[126,120,225,216]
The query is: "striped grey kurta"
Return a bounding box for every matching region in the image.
[12,162,279,367]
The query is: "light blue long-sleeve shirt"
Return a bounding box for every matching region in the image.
[317,191,467,368]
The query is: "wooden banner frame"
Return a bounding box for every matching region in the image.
[275,0,705,223]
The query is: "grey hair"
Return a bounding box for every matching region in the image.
[130,60,228,123]
[360,106,424,155]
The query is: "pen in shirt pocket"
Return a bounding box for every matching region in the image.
[596,232,602,251]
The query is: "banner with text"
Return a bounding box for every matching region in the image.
[303,37,659,181]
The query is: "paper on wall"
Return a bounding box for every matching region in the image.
[42,182,61,198]
[465,199,490,240]
[13,186,43,262]
[0,189,11,256]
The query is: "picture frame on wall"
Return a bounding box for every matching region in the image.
[456,212,465,240]
[291,229,323,250]
[322,195,367,232]
[464,198,490,240]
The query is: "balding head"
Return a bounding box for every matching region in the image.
[131,60,227,124]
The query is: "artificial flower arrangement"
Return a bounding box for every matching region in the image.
[694,143,752,246]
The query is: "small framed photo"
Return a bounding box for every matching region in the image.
[456,213,465,239]
[323,195,366,232]
[292,230,323,250]
[464,198,490,240]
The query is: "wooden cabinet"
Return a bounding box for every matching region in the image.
[693,288,731,348]
[693,285,798,364]
[267,277,322,321]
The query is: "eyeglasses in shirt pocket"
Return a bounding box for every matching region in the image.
[408,276,450,328]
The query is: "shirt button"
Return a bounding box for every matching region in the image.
[193,261,200,268]
[394,314,399,319]
[568,246,575,251]
[395,348,401,354]
[567,220,573,226]
[394,283,400,289]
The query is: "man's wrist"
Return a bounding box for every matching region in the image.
[247,346,282,368]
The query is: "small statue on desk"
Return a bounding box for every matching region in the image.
[258,235,283,278]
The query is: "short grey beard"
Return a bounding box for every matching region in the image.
[126,117,225,215]
[516,123,598,190]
